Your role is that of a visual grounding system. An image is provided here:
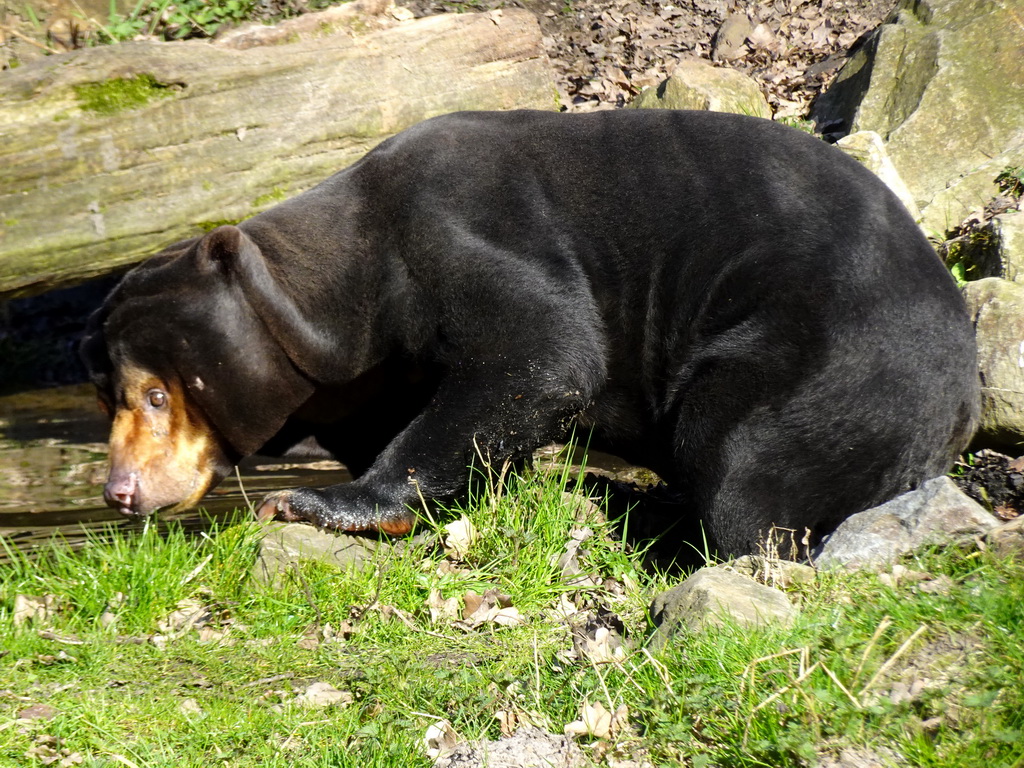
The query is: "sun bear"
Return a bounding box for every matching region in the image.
[80,109,979,557]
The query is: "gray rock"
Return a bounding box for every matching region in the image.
[922,151,1024,237]
[711,15,753,61]
[649,567,797,646]
[254,522,389,583]
[630,60,771,118]
[434,727,586,768]
[814,477,999,570]
[836,131,921,222]
[986,516,1024,559]
[818,746,905,768]
[812,0,1024,233]
[962,278,1024,449]
[991,213,1024,283]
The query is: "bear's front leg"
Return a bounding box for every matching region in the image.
[255,361,600,535]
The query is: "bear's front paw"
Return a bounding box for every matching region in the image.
[255,486,416,535]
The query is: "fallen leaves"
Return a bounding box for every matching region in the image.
[292,681,354,709]
[24,735,82,767]
[424,719,460,760]
[151,594,240,649]
[13,594,64,627]
[441,516,479,560]
[564,700,631,740]
[518,0,893,117]
[426,587,525,629]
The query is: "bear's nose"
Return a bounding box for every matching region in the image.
[104,473,138,514]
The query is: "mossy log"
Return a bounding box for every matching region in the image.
[0,6,555,299]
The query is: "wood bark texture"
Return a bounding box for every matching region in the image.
[0,7,555,298]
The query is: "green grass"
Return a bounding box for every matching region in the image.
[97,0,351,43]
[1,464,1022,767]
[996,166,1024,199]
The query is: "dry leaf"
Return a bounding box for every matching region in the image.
[581,626,626,664]
[565,701,630,739]
[17,704,59,722]
[565,701,610,739]
[296,630,320,651]
[197,626,234,645]
[294,682,353,708]
[13,595,63,627]
[157,598,211,635]
[550,593,582,621]
[495,708,519,737]
[747,22,776,48]
[427,588,463,623]
[460,589,524,628]
[424,719,460,760]
[442,516,479,560]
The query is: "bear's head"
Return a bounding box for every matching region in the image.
[81,226,316,517]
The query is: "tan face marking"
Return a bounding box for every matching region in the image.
[105,365,230,515]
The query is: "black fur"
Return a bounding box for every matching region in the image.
[82,109,979,556]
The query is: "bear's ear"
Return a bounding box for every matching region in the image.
[195,225,258,274]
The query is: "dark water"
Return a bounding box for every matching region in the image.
[0,383,670,563]
[0,384,353,559]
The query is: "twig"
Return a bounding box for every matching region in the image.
[742,661,821,749]
[640,647,673,694]
[741,647,806,696]
[37,631,85,645]
[234,465,253,512]
[860,623,928,697]
[242,672,295,688]
[0,24,61,54]
[180,553,212,586]
[293,567,324,626]
[851,615,892,689]
[821,664,862,709]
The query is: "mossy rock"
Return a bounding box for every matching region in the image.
[813,0,1024,232]
[630,60,771,119]
[962,278,1024,451]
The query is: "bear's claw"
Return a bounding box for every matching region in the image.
[254,487,415,535]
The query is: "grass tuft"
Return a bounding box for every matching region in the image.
[1,465,1021,766]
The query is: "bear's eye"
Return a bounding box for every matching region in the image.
[147,389,167,409]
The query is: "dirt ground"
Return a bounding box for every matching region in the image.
[404,0,896,117]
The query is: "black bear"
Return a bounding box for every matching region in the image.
[80,109,979,557]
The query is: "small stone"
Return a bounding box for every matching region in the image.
[986,516,1024,557]
[16,704,58,722]
[711,15,753,61]
[254,523,388,584]
[814,477,998,570]
[630,60,771,118]
[649,567,797,646]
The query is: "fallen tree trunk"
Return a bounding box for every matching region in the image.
[0,4,555,298]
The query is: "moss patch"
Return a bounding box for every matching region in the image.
[252,186,288,208]
[196,219,241,232]
[74,74,176,116]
